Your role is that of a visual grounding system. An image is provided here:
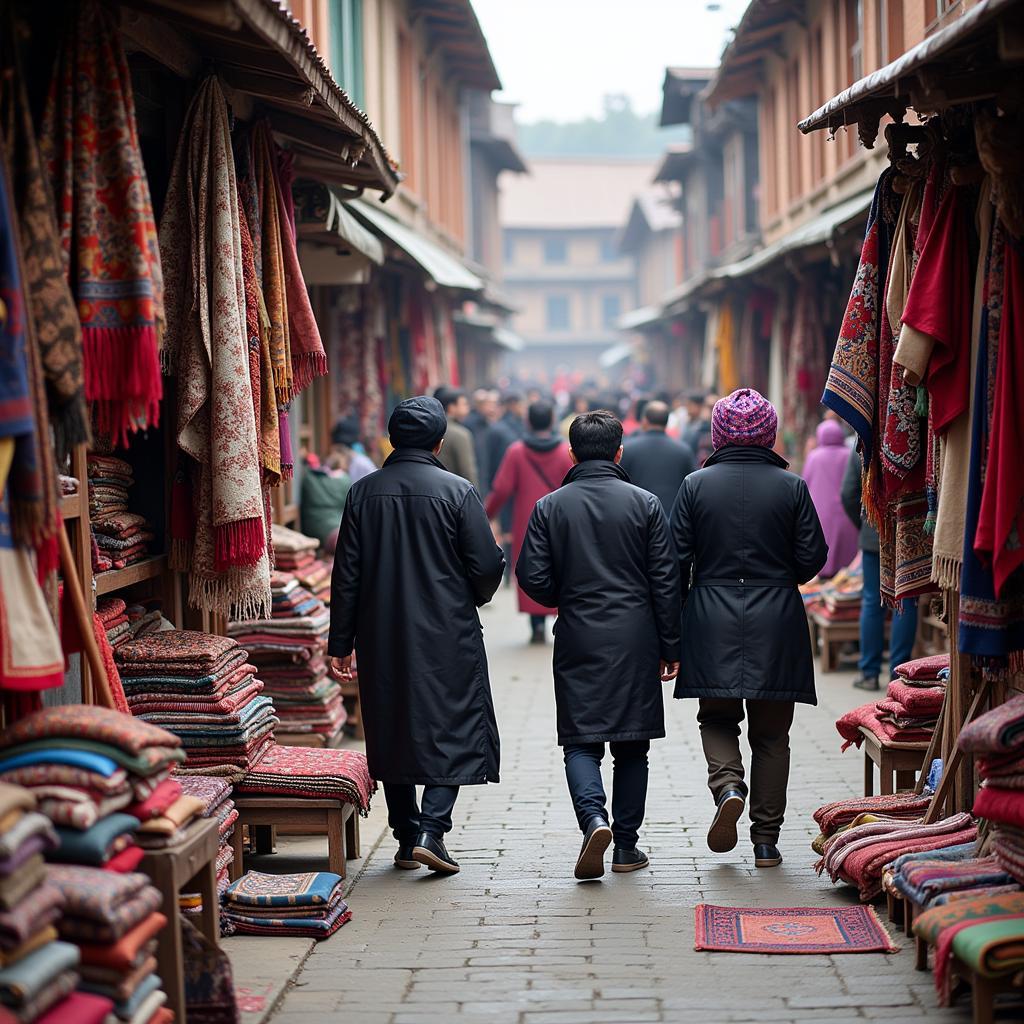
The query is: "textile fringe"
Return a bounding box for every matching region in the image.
[214,517,266,571]
[51,413,91,466]
[188,573,271,623]
[931,554,962,592]
[169,537,191,573]
[291,351,327,395]
[82,325,162,445]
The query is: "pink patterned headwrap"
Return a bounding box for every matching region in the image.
[711,389,778,450]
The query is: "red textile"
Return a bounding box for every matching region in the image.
[484,440,573,615]
[126,778,183,821]
[92,613,130,714]
[894,653,949,680]
[32,992,112,1024]
[901,185,973,433]
[975,238,1024,597]
[836,702,933,751]
[78,911,166,970]
[102,844,144,874]
[886,680,945,716]
[973,785,1024,829]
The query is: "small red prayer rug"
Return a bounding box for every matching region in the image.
[694,904,899,954]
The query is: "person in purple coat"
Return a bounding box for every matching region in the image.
[802,420,859,579]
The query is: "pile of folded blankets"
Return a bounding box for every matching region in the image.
[46,865,169,1024]
[237,744,374,814]
[835,654,949,751]
[228,573,342,744]
[116,631,277,784]
[222,870,351,939]
[807,554,863,622]
[810,791,935,854]
[176,777,237,929]
[271,523,319,574]
[88,455,154,575]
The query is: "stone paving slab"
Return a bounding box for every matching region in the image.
[252,588,978,1024]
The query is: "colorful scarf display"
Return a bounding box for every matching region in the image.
[40,0,163,446]
[159,77,270,620]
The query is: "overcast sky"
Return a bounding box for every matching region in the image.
[472,0,751,123]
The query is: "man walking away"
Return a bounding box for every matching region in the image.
[487,392,527,575]
[331,417,377,483]
[434,386,479,488]
[620,400,696,514]
[464,388,497,492]
[671,389,827,869]
[485,400,573,644]
[841,445,918,691]
[329,396,505,875]
[517,412,681,880]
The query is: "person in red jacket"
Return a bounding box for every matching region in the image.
[486,401,574,644]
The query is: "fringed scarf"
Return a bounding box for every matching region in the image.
[40,0,163,446]
[0,44,89,462]
[786,280,829,449]
[159,76,269,621]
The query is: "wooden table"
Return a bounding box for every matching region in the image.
[139,817,219,1021]
[810,611,860,672]
[859,726,930,796]
[230,796,360,881]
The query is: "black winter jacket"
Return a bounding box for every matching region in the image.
[328,449,505,784]
[516,460,681,745]
[619,430,696,513]
[670,445,828,704]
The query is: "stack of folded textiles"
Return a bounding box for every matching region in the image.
[126,781,206,852]
[88,454,155,575]
[810,792,933,854]
[236,745,375,814]
[874,676,945,739]
[271,523,319,574]
[816,812,978,900]
[0,707,184,870]
[894,653,950,686]
[886,844,1019,910]
[835,701,936,750]
[96,599,132,651]
[0,782,87,1024]
[123,603,165,646]
[228,573,342,744]
[818,555,863,622]
[294,558,332,607]
[960,692,1024,887]
[117,631,277,784]
[46,866,170,1024]
[175,777,236,928]
[222,871,350,939]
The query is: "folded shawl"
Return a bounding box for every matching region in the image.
[0,940,78,1007]
[76,912,165,972]
[51,814,139,866]
[959,693,1024,754]
[0,883,63,951]
[0,707,178,757]
[39,0,163,446]
[159,76,270,621]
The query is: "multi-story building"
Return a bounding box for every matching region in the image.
[501,158,656,381]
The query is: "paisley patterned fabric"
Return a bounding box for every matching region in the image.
[0,706,178,757]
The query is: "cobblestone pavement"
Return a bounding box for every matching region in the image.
[268,587,972,1024]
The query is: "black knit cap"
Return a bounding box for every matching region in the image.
[388,396,448,451]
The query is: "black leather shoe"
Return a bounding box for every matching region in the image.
[412,832,460,874]
[853,674,880,691]
[754,843,783,868]
[611,847,649,873]
[574,816,612,880]
[708,788,745,853]
[530,625,546,645]
[394,845,421,870]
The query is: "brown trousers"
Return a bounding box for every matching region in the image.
[697,698,796,845]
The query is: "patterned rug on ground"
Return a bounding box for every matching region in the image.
[694,904,899,954]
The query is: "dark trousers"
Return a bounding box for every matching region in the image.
[563,740,650,850]
[383,784,459,845]
[696,699,795,845]
[860,549,919,679]
[529,614,547,630]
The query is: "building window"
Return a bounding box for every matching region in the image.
[546,294,570,330]
[600,235,619,262]
[503,234,515,264]
[543,236,567,264]
[849,0,864,82]
[601,293,622,328]
[330,0,364,107]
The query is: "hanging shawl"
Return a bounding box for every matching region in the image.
[714,301,737,394]
[787,280,829,449]
[158,77,270,621]
[975,235,1024,600]
[0,46,89,461]
[959,215,1024,661]
[40,0,163,446]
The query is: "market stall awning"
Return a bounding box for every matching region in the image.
[709,188,874,281]
[294,182,384,265]
[119,0,399,196]
[617,305,663,331]
[599,342,633,369]
[453,312,524,351]
[798,0,1024,139]
[661,272,710,315]
[348,199,484,292]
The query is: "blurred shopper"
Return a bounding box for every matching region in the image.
[464,388,497,491]
[680,392,707,449]
[434,386,479,488]
[620,400,696,514]
[300,450,351,553]
[485,401,573,645]
[682,392,716,467]
[841,446,918,691]
[331,417,377,483]
[329,396,505,875]
[517,412,680,879]
[671,389,827,869]
[487,392,527,569]
[803,420,859,578]
[560,393,591,439]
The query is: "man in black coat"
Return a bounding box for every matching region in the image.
[620,400,696,513]
[670,389,827,869]
[328,396,505,876]
[517,412,681,880]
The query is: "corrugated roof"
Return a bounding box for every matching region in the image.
[500,158,658,229]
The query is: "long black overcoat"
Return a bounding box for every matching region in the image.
[669,445,828,704]
[516,461,681,745]
[328,449,505,785]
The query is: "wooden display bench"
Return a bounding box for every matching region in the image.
[229,796,360,880]
[139,817,219,1022]
[859,726,930,796]
[809,610,860,672]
